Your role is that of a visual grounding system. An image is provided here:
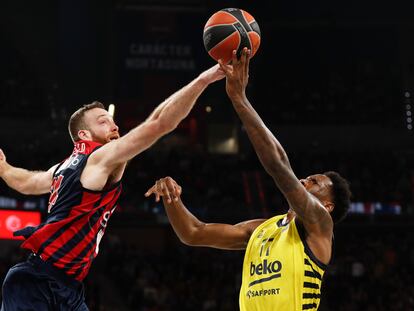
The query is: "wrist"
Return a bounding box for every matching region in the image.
[196,74,212,87]
[229,92,247,104]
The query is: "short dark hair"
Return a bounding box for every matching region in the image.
[324,171,352,224]
[68,101,105,142]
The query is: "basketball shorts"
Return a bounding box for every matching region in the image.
[1,253,88,311]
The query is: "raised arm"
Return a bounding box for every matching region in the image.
[0,148,56,195]
[219,49,332,230]
[90,65,224,169]
[145,177,265,250]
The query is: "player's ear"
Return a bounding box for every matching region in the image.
[78,129,91,140]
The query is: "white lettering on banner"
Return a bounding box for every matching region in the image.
[0,197,17,208]
[23,201,37,210]
[129,43,191,57]
[125,58,195,71]
[0,196,45,210]
[126,43,194,71]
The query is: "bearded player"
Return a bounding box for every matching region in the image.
[0,64,224,310]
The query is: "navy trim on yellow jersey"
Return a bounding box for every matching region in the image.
[295,219,328,270]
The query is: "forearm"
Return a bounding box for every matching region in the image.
[147,77,209,131]
[0,163,41,194]
[231,95,291,172]
[162,197,205,245]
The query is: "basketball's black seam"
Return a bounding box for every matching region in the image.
[240,10,254,32]
[221,9,253,32]
[233,22,251,55]
[203,24,238,52]
[208,24,241,57]
[204,23,236,32]
[219,11,252,53]
[204,10,238,32]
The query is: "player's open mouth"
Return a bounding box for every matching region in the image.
[109,134,120,141]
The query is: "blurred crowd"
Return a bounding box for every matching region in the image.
[1,144,413,219]
[1,225,413,311]
[1,22,414,311]
[117,148,414,220]
[323,231,414,311]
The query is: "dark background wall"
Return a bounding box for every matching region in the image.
[0,0,413,310]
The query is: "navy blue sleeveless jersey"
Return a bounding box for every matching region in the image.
[20,140,122,281]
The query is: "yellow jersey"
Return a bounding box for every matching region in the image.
[239,214,327,311]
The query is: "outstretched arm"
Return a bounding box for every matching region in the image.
[145,177,265,250]
[219,49,332,230]
[0,149,56,195]
[90,65,225,169]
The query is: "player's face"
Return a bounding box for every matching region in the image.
[83,108,120,144]
[300,174,333,203]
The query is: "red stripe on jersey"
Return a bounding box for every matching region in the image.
[74,140,102,155]
[76,258,93,281]
[19,140,121,282]
[21,214,80,255]
[31,191,105,261]
[61,195,120,277]
[49,188,120,276]
[21,191,103,253]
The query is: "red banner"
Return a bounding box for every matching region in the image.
[0,210,41,240]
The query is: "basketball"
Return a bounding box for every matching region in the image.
[203,8,261,64]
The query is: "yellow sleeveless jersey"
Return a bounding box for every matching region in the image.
[239,214,327,311]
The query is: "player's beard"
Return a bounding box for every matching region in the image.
[89,130,109,145]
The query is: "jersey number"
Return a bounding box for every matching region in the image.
[48,175,64,212]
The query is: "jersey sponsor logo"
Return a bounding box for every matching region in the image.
[250,259,282,277]
[249,259,282,287]
[246,288,280,299]
[248,236,282,287]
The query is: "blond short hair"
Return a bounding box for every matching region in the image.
[68,101,105,142]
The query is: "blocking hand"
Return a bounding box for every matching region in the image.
[218,47,251,101]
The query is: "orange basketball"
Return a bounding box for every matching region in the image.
[203,8,261,64]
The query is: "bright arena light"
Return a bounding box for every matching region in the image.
[108,104,116,117]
